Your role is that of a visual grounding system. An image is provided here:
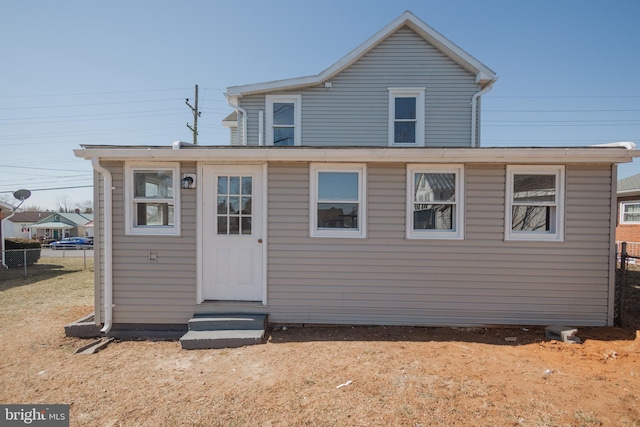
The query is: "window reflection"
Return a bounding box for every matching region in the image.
[216,175,252,235]
[317,203,358,229]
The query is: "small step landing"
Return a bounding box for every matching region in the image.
[180,313,267,350]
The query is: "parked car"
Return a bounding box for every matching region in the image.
[50,237,93,250]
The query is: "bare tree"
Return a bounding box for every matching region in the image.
[22,204,52,212]
[57,195,73,213]
[75,200,93,214]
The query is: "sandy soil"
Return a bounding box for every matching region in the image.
[1,260,640,426]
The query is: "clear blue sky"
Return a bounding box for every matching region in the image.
[1,0,639,210]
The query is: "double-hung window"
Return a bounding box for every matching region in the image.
[505,165,565,241]
[125,163,180,236]
[310,164,366,238]
[406,165,464,239]
[620,202,640,224]
[388,88,425,146]
[266,94,301,146]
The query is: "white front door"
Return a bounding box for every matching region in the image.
[202,165,264,301]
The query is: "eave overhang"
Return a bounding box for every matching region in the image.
[74,145,640,165]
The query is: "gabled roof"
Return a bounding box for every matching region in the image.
[222,111,238,128]
[58,212,93,225]
[0,200,13,211]
[31,212,94,227]
[5,211,50,223]
[225,10,497,98]
[618,173,640,196]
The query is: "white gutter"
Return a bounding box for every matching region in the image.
[226,96,248,146]
[91,157,114,334]
[471,81,494,147]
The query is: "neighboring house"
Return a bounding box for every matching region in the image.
[74,11,638,337]
[0,200,12,244]
[1,211,49,240]
[30,212,94,241]
[615,173,640,254]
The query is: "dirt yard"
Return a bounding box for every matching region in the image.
[1,258,640,426]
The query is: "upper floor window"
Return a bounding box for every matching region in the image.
[310,163,367,238]
[125,162,181,236]
[388,88,425,146]
[505,165,565,242]
[406,164,464,239]
[266,94,301,146]
[620,202,640,224]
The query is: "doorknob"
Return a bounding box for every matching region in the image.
[258,239,263,243]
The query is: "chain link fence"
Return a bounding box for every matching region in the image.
[615,242,640,328]
[1,247,92,277]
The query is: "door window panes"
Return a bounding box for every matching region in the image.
[217,175,252,235]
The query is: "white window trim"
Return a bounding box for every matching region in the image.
[505,165,565,242]
[310,163,367,238]
[388,87,425,147]
[265,94,302,146]
[406,164,464,240]
[620,201,640,224]
[125,162,181,236]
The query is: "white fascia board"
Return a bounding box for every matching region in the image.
[74,146,640,164]
[225,11,497,98]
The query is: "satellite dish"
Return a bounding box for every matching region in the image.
[13,189,31,201]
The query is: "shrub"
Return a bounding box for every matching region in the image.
[3,238,41,267]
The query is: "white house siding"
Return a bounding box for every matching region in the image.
[239,27,478,148]
[96,162,198,325]
[266,162,614,327]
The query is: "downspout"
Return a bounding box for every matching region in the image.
[227,96,248,146]
[471,81,494,147]
[91,157,113,334]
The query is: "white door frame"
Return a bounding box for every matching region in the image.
[196,163,268,304]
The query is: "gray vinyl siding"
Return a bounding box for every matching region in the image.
[230,127,238,146]
[97,161,198,325]
[93,159,614,327]
[266,163,614,326]
[240,27,478,148]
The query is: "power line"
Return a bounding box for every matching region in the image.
[0,164,89,172]
[485,119,640,124]
[486,108,640,113]
[2,112,190,126]
[0,185,93,194]
[0,108,185,122]
[490,95,640,99]
[0,98,183,111]
[0,88,193,98]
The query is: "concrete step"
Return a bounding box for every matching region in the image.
[180,329,265,350]
[188,314,267,331]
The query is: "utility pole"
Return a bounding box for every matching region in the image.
[186,84,201,145]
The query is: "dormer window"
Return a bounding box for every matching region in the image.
[388,88,425,146]
[266,95,301,146]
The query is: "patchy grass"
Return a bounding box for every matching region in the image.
[1,258,639,426]
[0,257,93,315]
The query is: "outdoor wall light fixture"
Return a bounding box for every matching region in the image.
[181,173,196,189]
